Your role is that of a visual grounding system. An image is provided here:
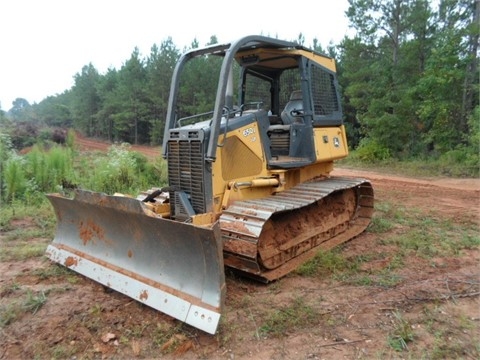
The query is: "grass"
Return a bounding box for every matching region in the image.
[23,289,48,315]
[379,213,479,259]
[418,304,479,359]
[258,297,319,337]
[295,197,479,301]
[337,154,479,178]
[0,289,48,328]
[0,201,53,262]
[387,311,415,351]
[323,197,479,358]
[0,241,48,261]
[0,138,478,359]
[295,249,354,277]
[32,264,74,279]
[0,199,55,232]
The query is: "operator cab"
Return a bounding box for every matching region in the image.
[237,49,343,169]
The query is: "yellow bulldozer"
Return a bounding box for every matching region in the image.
[45,35,374,334]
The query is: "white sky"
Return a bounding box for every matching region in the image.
[0,0,353,111]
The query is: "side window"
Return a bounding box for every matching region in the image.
[244,72,271,112]
[278,68,301,110]
[310,65,340,116]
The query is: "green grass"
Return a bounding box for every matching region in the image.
[337,154,479,178]
[296,199,478,289]
[387,311,415,351]
[0,241,48,261]
[295,249,356,277]
[1,136,168,208]
[0,199,55,231]
[32,264,73,279]
[0,289,48,328]
[0,200,54,261]
[23,290,47,315]
[370,200,479,259]
[419,305,479,359]
[259,297,319,337]
[0,302,21,328]
[380,214,479,258]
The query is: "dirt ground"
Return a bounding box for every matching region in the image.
[1,139,479,360]
[74,132,162,159]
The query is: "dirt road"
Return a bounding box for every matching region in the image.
[74,132,162,159]
[1,139,479,360]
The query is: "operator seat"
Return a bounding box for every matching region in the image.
[280,90,304,125]
[268,90,304,157]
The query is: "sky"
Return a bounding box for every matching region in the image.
[0,0,353,111]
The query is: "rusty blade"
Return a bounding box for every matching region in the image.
[45,190,225,334]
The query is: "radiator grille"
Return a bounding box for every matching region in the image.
[167,140,205,217]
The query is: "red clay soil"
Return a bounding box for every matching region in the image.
[74,132,161,159]
[1,136,479,360]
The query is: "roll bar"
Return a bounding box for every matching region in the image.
[161,35,300,161]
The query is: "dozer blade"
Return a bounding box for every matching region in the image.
[45,190,225,334]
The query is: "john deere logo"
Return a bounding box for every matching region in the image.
[333,137,340,148]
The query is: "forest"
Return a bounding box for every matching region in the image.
[0,0,478,172]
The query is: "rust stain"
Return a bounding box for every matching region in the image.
[64,256,78,267]
[127,249,133,258]
[78,219,105,245]
[139,290,148,301]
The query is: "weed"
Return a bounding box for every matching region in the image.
[33,264,72,279]
[0,199,55,233]
[418,303,480,359]
[0,242,47,261]
[0,302,21,327]
[458,232,480,250]
[259,297,318,337]
[430,332,471,360]
[0,282,21,297]
[350,275,373,286]
[4,228,50,242]
[89,303,104,316]
[368,216,395,233]
[3,153,27,203]
[50,343,78,360]
[126,321,150,338]
[151,322,187,353]
[1,289,48,327]
[216,312,244,345]
[66,275,80,284]
[387,311,415,351]
[23,290,47,315]
[376,272,403,287]
[296,249,353,277]
[380,211,479,259]
[457,314,476,331]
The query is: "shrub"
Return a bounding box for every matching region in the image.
[3,154,26,203]
[9,122,39,149]
[85,144,141,194]
[51,128,67,144]
[354,138,391,162]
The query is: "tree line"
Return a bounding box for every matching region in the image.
[0,0,478,166]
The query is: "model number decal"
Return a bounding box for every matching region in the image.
[243,127,255,137]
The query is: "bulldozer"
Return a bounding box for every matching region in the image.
[45,35,374,334]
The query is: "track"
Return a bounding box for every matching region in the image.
[220,177,374,282]
[1,142,479,359]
